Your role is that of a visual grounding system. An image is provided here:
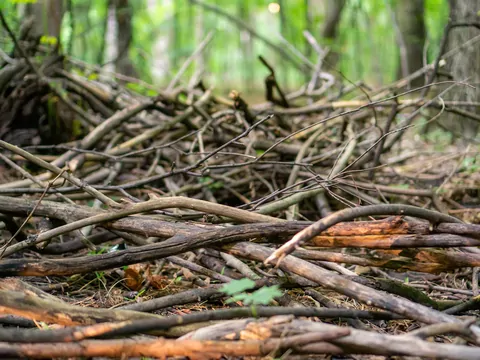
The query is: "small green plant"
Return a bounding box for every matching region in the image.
[461,156,479,174]
[219,278,282,306]
[40,35,58,46]
[199,176,224,190]
[88,247,107,256]
[125,82,158,97]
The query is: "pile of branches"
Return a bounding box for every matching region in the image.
[1,12,480,360]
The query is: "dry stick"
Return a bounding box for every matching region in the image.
[285,127,324,220]
[81,162,123,237]
[100,113,273,191]
[0,153,74,204]
[1,11,98,129]
[0,290,209,338]
[293,319,479,359]
[219,252,261,280]
[0,196,280,257]
[84,308,378,340]
[0,171,66,258]
[271,83,459,117]
[227,242,480,336]
[0,101,154,190]
[265,204,462,264]
[368,102,398,180]
[328,121,358,179]
[382,81,472,153]
[0,141,118,207]
[405,319,478,341]
[119,286,223,312]
[256,124,359,216]
[253,81,462,184]
[3,220,480,277]
[0,195,209,237]
[0,307,396,342]
[166,256,232,283]
[334,177,433,197]
[0,223,308,277]
[102,90,212,157]
[0,332,347,359]
[167,31,214,91]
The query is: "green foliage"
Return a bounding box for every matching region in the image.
[6,0,450,92]
[125,82,158,97]
[220,278,256,295]
[461,156,480,174]
[219,278,283,306]
[423,127,453,149]
[241,285,282,305]
[199,176,223,190]
[40,35,58,46]
[9,0,37,3]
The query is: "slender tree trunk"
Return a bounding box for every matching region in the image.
[322,0,346,69]
[442,0,480,137]
[278,0,289,87]
[104,0,117,74]
[26,0,64,41]
[395,0,426,88]
[96,2,110,65]
[114,0,137,77]
[239,1,253,90]
[19,0,63,57]
[304,0,313,60]
[148,0,171,83]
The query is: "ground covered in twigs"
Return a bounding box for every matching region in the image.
[1,29,480,360]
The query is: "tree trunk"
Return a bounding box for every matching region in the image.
[443,0,480,137]
[148,0,171,83]
[25,0,64,41]
[322,0,346,69]
[114,0,137,77]
[395,0,426,88]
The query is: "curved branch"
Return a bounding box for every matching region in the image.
[265,204,462,264]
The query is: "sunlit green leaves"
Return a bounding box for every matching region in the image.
[220,278,255,295]
[125,82,158,97]
[40,35,58,46]
[219,278,283,305]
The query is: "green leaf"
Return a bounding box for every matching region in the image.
[40,35,58,46]
[243,285,282,305]
[219,278,256,296]
[208,181,224,190]
[226,292,249,303]
[199,176,212,184]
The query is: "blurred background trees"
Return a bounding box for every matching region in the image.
[3,0,453,93]
[2,0,478,123]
